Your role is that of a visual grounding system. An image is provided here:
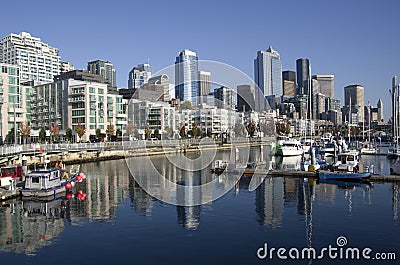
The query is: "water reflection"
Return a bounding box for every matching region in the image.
[1,152,400,258]
[0,199,66,255]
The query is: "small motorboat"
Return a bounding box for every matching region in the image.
[317,171,371,181]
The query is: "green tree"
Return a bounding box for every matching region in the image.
[116,128,122,137]
[66,128,73,142]
[154,129,160,139]
[191,122,201,138]
[20,122,31,144]
[96,128,101,139]
[39,127,46,143]
[8,128,15,144]
[180,101,193,110]
[75,123,86,142]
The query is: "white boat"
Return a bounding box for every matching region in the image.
[360,143,377,155]
[21,168,69,198]
[332,151,360,173]
[276,140,304,157]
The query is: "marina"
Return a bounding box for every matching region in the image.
[0,151,399,265]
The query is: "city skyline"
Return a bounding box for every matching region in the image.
[1,0,399,118]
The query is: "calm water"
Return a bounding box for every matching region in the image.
[0,149,399,264]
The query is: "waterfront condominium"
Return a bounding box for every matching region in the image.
[254,46,283,98]
[175,49,199,106]
[87,60,117,88]
[0,32,60,84]
[128,63,152,89]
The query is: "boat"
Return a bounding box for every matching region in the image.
[318,179,373,190]
[317,171,371,181]
[21,168,77,198]
[243,162,257,176]
[331,150,360,173]
[211,160,227,174]
[390,159,400,175]
[387,146,399,159]
[0,164,23,187]
[360,143,377,155]
[321,142,336,155]
[275,140,304,157]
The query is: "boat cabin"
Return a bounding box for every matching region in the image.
[335,151,359,172]
[0,165,23,187]
[24,168,62,190]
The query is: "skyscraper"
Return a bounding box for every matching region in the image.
[282,70,296,97]
[128,63,151,89]
[254,46,282,98]
[377,98,384,121]
[344,84,365,124]
[237,84,256,112]
[312,74,334,98]
[87,60,116,88]
[198,71,211,96]
[175,49,199,106]
[296,58,310,96]
[0,32,60,84]
[214,86,235,110]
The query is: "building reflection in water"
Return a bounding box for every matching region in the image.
[255,177,284,228]
[0,199,66,255]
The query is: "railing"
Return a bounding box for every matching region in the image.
[0,137,275,157]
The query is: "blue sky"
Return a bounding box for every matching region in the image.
[2,0,399,118]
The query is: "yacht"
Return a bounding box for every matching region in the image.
[331,150,360,173]
[276,140,304,157]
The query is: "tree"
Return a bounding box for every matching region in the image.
[106,123,115,140]
[96,128,101,139]
[8,128,15,144]
[127,123,135,135]
[154,129,160,140]
[116,128,122,137]
[39,127,46,143]
[190,122,201,138]
[180,101,193,110]
[179,125,186,138]
[246,121,257,137]
[66,127,73,142]
[20,122,31,144]
[234,122,246,137]
[165,126,173,139]
[50,123,60,142]
[133,128,139,139]
[75,123,86,142]
[144,124,152,140]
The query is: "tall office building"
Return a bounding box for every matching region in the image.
[282,70,296,97]
[0,32,60,84]
[214,86,235,110]
[237,85,256,112]
[175,49,199,106]
[198,71,211,96]
[87,60,116,88]
[344,84,365,124]
[296,58,310,96]
[128,63,151,89]
[254,46,282,97]
[312,74,334,98]
[377,98,384,121]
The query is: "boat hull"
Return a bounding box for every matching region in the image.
[318,171,371,181]
[21,185,66,198]
[276,148,304,157]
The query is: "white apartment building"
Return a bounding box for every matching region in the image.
[0,32,60,84]
[128,99,176,139]
[68,81,127,139]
